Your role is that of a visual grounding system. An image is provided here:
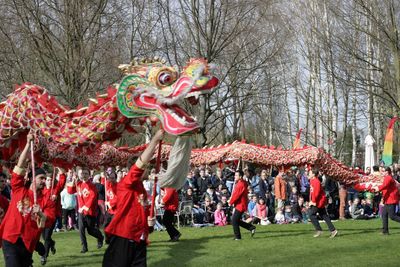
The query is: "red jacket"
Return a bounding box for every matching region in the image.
[378,175,399,205]
[0,169,56,253]
[229,179,248,213]
[310,178,327,208]
[105,164,150,244]
[105,180,118,215]
[42,173,66,224]
[162,188,179,212]
[67,180,98,216]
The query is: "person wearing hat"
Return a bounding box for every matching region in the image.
[0,133,56,267]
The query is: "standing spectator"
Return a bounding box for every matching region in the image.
[197,169,211,196]
[308,168,338,238]
[373,167,400,235]
[274,169,287,209]
[258,170,270,200]
[182,170,198,193]
[161,188,181,242]
[223,166,235,194]
[61,184,77,231]
[249,169,260,195]
[299,169,310,202]
[68,167,104,253]
[229,170,256,240]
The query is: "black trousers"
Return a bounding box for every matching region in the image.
[231,209,254,239]
[41,223,56,257]
[103,235,147,267]
[163,210,180,239]
[309,206,336,232]
[382,204,400,233]
[62,208,76,228]
[2,238,33,267]
[78,213,103,249]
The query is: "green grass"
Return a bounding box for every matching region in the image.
[1,219,400,266]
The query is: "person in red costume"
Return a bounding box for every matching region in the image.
[308,168,338,238]
[40,168,66,265]
[229,170,256,240]
[104,171,118,228]
[0,133,56,267]
[67,167,104,253]
[102,129,163,267]
[373,167,400,235]
[160,187,180,242]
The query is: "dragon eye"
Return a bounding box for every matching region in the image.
[158,71,175,86]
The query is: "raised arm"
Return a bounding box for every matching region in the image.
[136,129,164,169]
[16,133,34,170]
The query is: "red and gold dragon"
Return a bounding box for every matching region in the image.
[0,57,386,189]
[0,58,218,168]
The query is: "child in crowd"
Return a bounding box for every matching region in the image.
[214,203,227,226]
[284,205,297,223]
[274,208,286,224]
[254,198,270,225]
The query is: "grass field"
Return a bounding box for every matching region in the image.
[1,218,399,266]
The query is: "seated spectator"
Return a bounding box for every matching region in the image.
[201,185,219,204]
[220,195,232,223]
[292,197,309,223]
[203,197,215,224]
[245,195,257,223]
[361,198,374,218]
[274,208,286,224]
[254,198,270,225]
[350,198,368,219]
[284,205,298,223]
[214,203,227,226]
[183,188,205,223]
[216,185,230,200]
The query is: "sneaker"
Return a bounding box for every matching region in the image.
[329,230,338,238]
[97,236,104,249]
[234,238,241,240]
[313,231,322,238]
[40,256,47,266]
[80,247,88,253]
[250,227,256,237]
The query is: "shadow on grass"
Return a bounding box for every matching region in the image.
[149,233,234,267]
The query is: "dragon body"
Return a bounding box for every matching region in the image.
[0,58,218,167]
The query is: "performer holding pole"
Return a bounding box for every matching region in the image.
[0,133,56,267]
[103,129,164,267]
[373,167,400,235]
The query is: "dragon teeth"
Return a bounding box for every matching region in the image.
[166,108,189,125]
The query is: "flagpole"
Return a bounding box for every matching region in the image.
[150,140,162,218]
[30,140,37,204]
